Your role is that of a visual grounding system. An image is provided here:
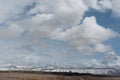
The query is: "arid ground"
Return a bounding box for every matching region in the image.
[0,71,120,80]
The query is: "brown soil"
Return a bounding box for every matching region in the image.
[0,71,119,80]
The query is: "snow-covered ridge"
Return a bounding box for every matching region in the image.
[0,64,120,75]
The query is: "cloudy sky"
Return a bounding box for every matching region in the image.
[0,0,120,68]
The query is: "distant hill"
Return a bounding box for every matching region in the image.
[0,64,120,76]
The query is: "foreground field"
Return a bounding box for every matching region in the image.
[0,71,119,80]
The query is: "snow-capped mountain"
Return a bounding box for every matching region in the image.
[0,64,119,76]
[42,68,120,75]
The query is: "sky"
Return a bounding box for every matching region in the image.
[0,0,120,68]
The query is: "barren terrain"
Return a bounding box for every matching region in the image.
[0,71,119,80]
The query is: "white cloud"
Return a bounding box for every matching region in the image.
[0,24,24,40]
[26,0,88,39]
[53,0,88,26]
[94,43,111,53]
[84,59,103,68]
[84,0,120,17]
[0,0,119,67]
[103,52,120,67]
[29,0,88,27]
[27,13,54,39]
[0,0,33,22]
[112,0,120,17]
[83,51,120,68]
[4,0,87,41]
[53,16,119,55]
[84,0,112,12]
[100,0,120,17]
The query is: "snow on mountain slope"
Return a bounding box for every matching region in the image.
[43,68,119,75]
[0,64,119,75]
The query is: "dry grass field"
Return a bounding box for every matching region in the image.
[0,71,119,80]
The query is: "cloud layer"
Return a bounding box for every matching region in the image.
[54,16,118,55]
[0,0,120,67]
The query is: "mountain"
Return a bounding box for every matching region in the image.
[0,64,119,76]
